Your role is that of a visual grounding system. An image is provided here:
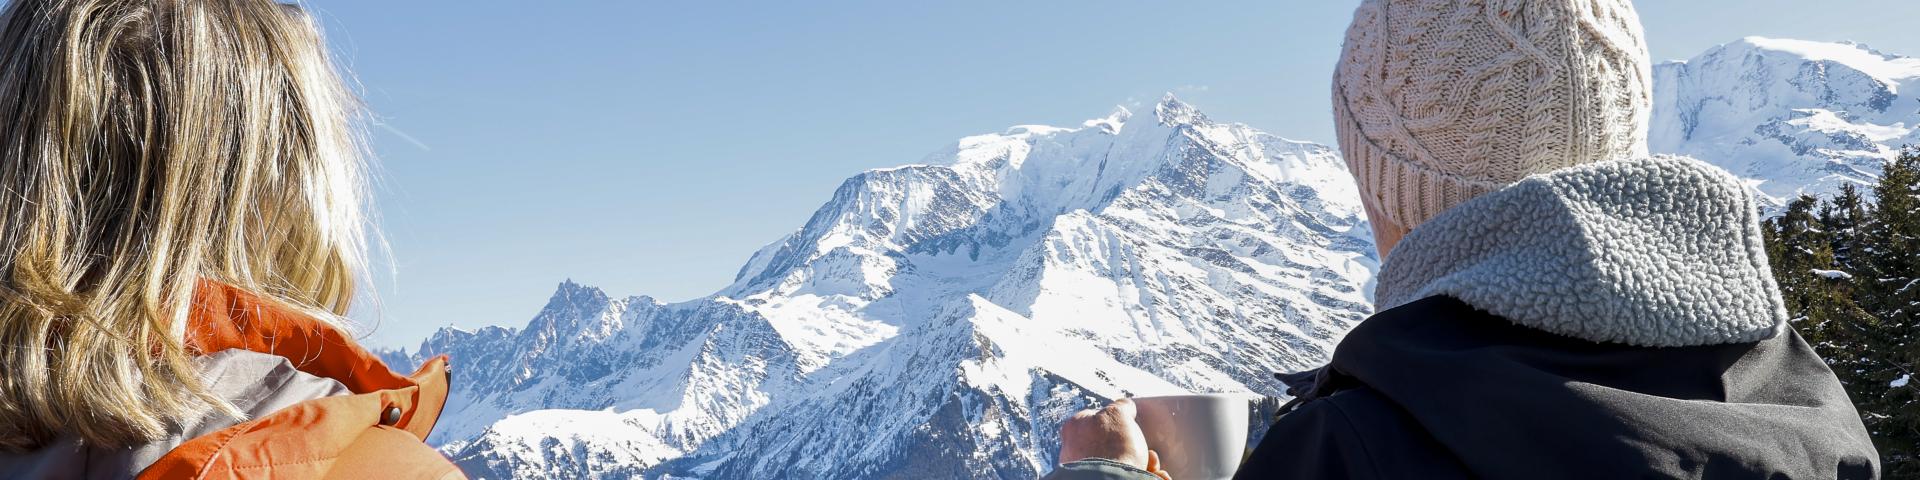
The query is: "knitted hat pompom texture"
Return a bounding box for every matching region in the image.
[1334,0,1656,230]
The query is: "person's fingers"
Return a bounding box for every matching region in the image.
[1070,407,1101,421]
[1147,450,1172,480]
[1101,398,1150,467]
[1103,396,1138,421]
[1059,398,1152,468]
[1058,407,1106,463]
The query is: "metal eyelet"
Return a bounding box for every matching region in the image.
[381,405,404,426]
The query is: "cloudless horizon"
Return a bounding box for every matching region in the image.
[315,1,1920,349]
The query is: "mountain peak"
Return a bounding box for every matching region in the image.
[1653,37,1918,207]
[1082,106,1132,135]
[545,279,610,310]
[1154,93,1205,126]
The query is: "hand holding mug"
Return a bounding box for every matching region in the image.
[1058,397,1173,480]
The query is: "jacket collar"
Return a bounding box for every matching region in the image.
[1372,156,1788,347]
[183,281,417,395]
[135,281,453,479]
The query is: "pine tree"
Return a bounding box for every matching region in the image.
[1813,183,1882,397]
[1776,193,1877,408]
[1860,147,1920,473]
[1763,148,1920,474]
[1824,183,1872,273]
[1772,196,1853,350]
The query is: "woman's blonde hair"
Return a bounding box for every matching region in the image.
[0,0,368,450]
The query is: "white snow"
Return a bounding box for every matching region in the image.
[1813,269,1856,280]
[406,94,1379,478]
[1653,38,1920,208]
[444,408,684,477]
[1742,37,1920,88]
[1892,374,1910,388]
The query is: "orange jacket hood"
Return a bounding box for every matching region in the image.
[135,282,463,480]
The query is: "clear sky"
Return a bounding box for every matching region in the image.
[310,1,1920,349]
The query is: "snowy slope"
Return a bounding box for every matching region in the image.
[400,282,814,477]
[1653,37,1920,206]
[673,99,1376,479]
[390,95,1378,479]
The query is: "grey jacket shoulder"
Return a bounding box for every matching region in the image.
[1041,458,1162,480]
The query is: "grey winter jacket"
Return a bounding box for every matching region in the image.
[1044,156,1879,479]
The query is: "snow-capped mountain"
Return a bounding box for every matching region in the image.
[678,99,1375,479]
[1653,37,1920,206]
[387,95,1378,479]
[381,37,1917,479]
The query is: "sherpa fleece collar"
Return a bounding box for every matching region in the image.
[1373,156,1788,347]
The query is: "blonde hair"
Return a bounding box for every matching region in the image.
[0,0,369,451]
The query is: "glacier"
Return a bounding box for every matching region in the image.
[382,37,1920,479]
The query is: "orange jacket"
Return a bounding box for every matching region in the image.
[135,282,464,480]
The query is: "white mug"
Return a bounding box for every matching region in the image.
[1131,394,1252,480]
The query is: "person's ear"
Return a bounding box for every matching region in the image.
[1362,201,1408,259]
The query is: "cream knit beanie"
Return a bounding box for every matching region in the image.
[1333,0,1654,230]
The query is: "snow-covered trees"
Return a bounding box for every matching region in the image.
[1765,147,1920,473]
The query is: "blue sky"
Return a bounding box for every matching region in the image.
[313,1,1920,348]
